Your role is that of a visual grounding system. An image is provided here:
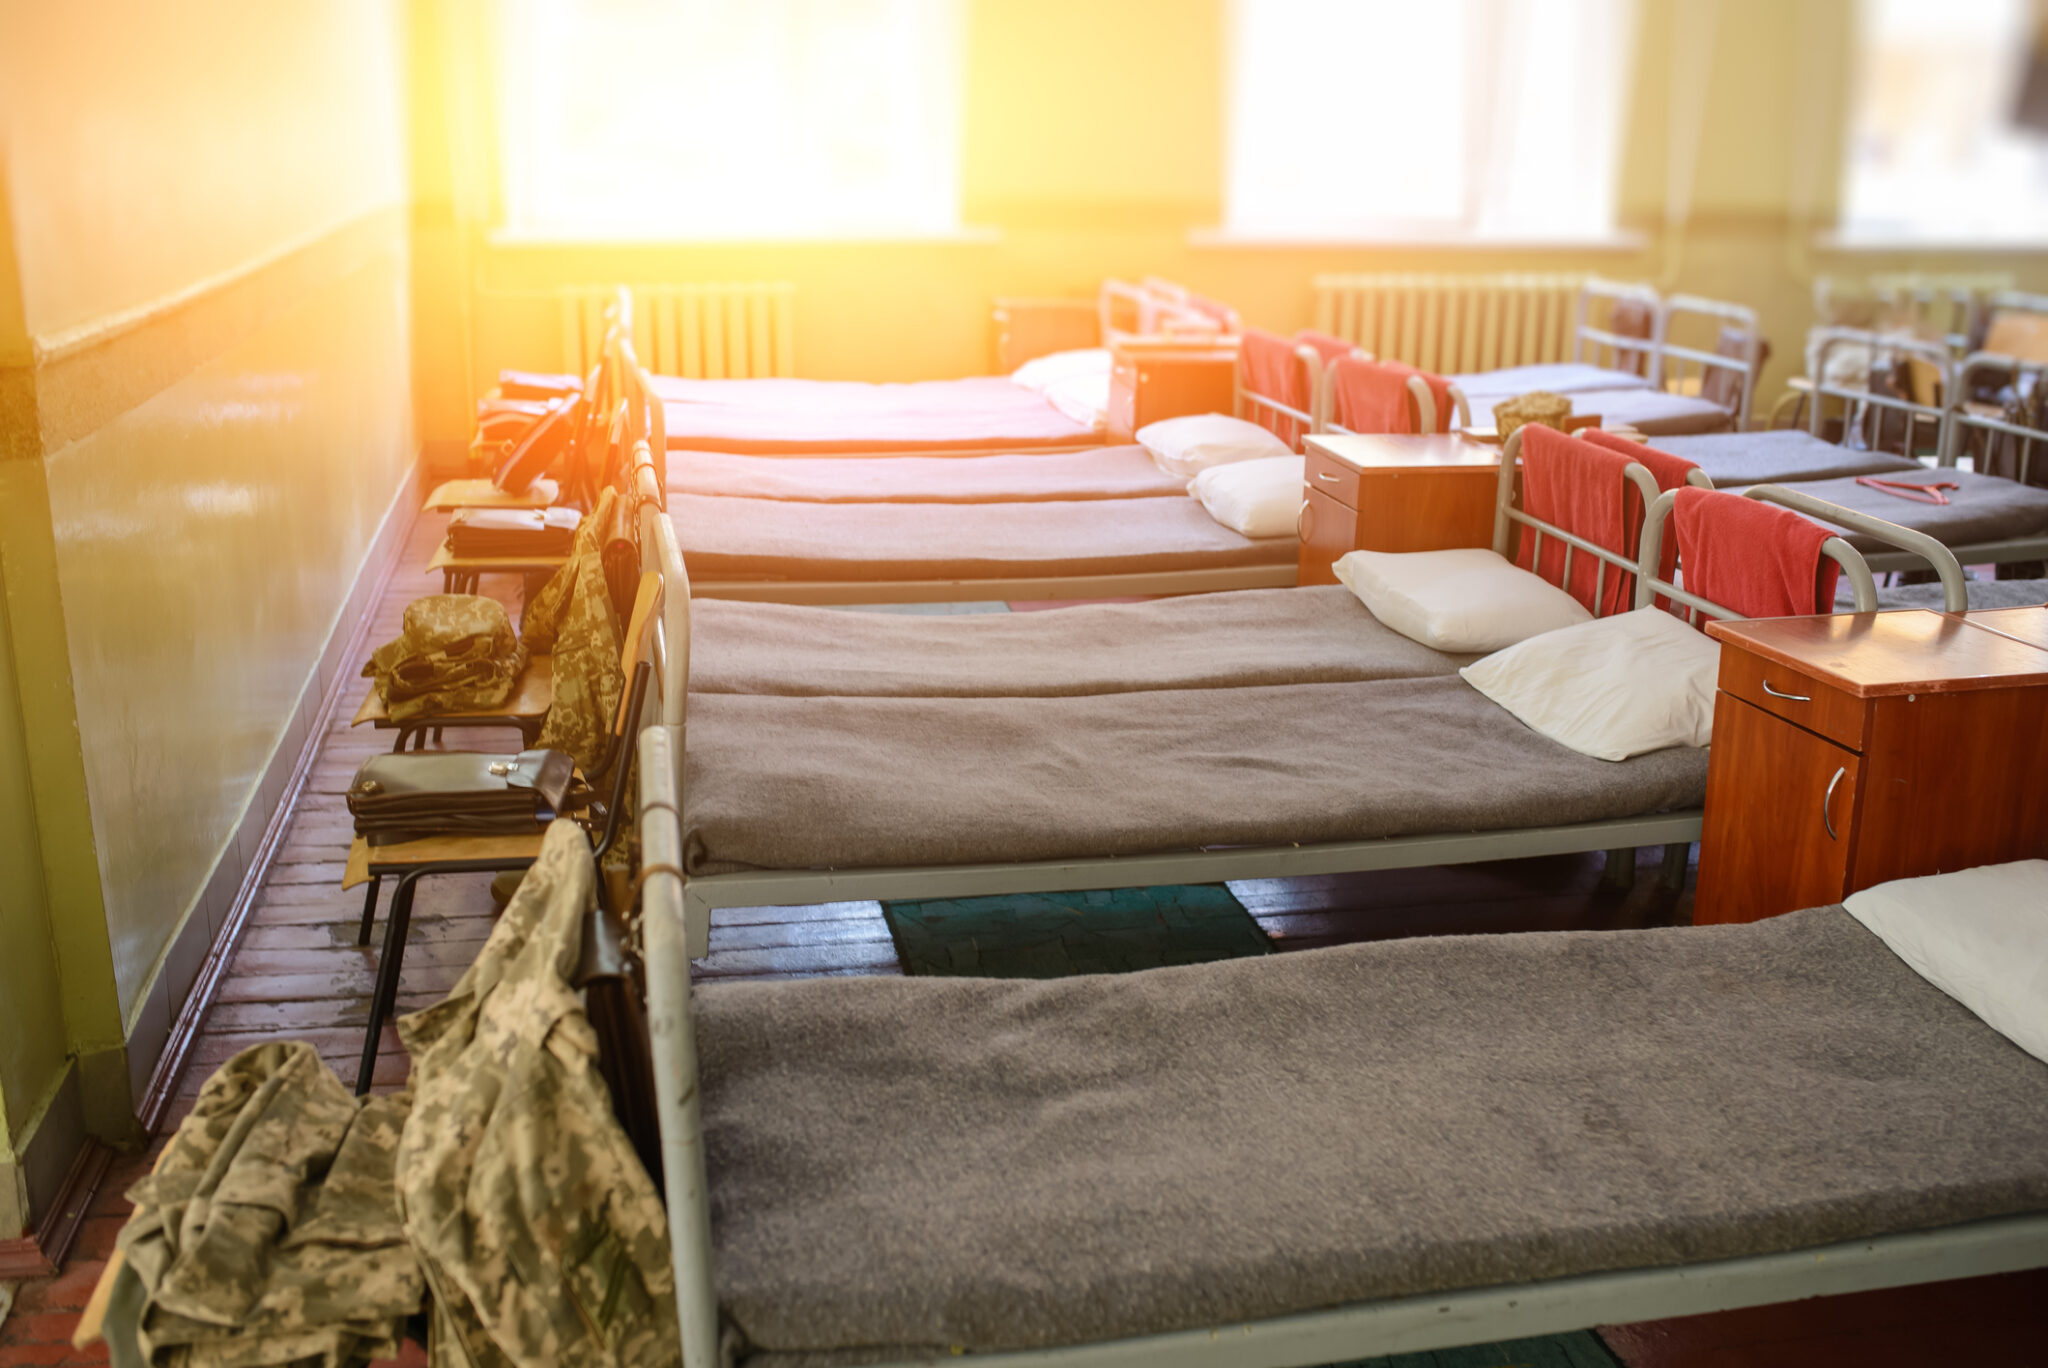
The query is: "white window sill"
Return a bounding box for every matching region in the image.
[1813,229,2048,254]
[1187,226,1648,252]
[487,224,1003,249]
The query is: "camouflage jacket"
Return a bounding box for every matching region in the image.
[521,491,625,781]
[395,819,679,1368]
[365,595,527,723]
[115,1042,422,1368]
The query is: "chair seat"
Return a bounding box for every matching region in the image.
[344,831,549,888]
[422,476,559,512]
[351,655,555,728]
[426,544,572,575]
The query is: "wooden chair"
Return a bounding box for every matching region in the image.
[351,653,555,754]
[343,569,663,1093]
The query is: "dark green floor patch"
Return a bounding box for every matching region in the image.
[1330,1329,1619,1367]
[883,883,1270,978]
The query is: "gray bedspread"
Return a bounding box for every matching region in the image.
[697,906,2048,1364]
[1450,362,1651,397]
[689,587,1474,697]
[681,675,1707,875]
[1655,430,1924,487]
[1858,578,2048,611]
[1781,469,2048,554]
[668,446,1187,503]
[670,495,1296,581]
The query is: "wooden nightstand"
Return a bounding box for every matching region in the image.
[1694,610,2048,925]
[1105,339,1239,443]
[1297,434,1500,586]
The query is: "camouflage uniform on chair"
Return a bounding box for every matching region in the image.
[521,489,625,780]
[396,819,679,1368]
[114,1042,423,1368]
[364,595,527,722]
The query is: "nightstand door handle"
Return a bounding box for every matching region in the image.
[1316,471,1343,483]
[1761,679,1812,702]
[1822,766,1846,841]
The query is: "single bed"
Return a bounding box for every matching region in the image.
[667,445,1186,504]
[669,492,1298,603]
[634,736,2048,1368]
[1772,468,2048,570]
[662,432,1949,949]
[653,374,1104,455]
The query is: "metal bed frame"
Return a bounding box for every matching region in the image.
[663,428,1812,958]
[1942,352,2048,488]
[634,726,2048,1368]
[1801,329,2048,572]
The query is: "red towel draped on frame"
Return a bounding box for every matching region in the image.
[1582,428,1701,609]
[1671,487,1840,621]
[1296,331,1356,366]
[1514,425,1643,616]
[1329,356,1456,435]
[1240,328,1311,447]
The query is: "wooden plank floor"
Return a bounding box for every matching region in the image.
[5,504,2041,1367]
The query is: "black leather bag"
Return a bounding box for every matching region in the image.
[498,369,584,401]
[493,396,579,495]
[445,506,579,559]
[346,749,575,843]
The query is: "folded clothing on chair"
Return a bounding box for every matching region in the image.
[445,505,580,558]
[347,748,577,844]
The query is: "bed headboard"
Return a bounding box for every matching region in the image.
[1805,326,1953,457]
[1489,426,1662,619]
[1943,352,2048,485]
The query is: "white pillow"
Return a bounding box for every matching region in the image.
[1010,347,1110,394]
[1041,371,1111,429]
[1459,607,1720,761]
[1845,860,2048,1064]
[1332,547,1591,653]
[1191,456,1305,539]
[1136,413,1293,480]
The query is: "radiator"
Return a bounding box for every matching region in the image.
[562,283,796,380]
[1312,273,1589,375]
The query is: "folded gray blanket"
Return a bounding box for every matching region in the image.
[689,587,1474,697]
[697,906,2048,1363]
[682,675,1708,874]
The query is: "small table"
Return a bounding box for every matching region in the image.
[1297,433,1500,586]
[1695,609,2048,925]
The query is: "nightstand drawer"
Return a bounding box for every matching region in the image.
[1718,646,1868,752]
[1304,448,1361,509]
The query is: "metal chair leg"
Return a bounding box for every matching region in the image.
[1660,842,1693,892]
[357,872,419,1096]
[356,875,381,946]
[1598,847,1638,891]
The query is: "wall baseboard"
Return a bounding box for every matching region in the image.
[133,457,424,1135]
[0,1140,112,1280]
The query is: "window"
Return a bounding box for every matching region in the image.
[1839,0,2048,244]
[1223,0,1636,242]
[498,0,962,240]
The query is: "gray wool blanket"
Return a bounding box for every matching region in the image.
[688,587,1475,698]
[680,675,1707,874]
[1782,469,2048,553]
[669,496,1296,582]
[1858,578,2048,612]
[695,907,2048,1364]
[669,446,1187,503]
[1652,429,1923,488]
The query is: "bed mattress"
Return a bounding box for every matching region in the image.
[681,674,1708,875]
[697,906,2048,1364]
[653,375,1101,454]
[1783,469,2048,554]
[689,587,1475,697]
[1657,430,1923,488]
[1862,578,2048,612]
[1450,362,1652,397]
[1557,387,1734,436]
[669,494,1297,582]
[668,445,1185,503]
